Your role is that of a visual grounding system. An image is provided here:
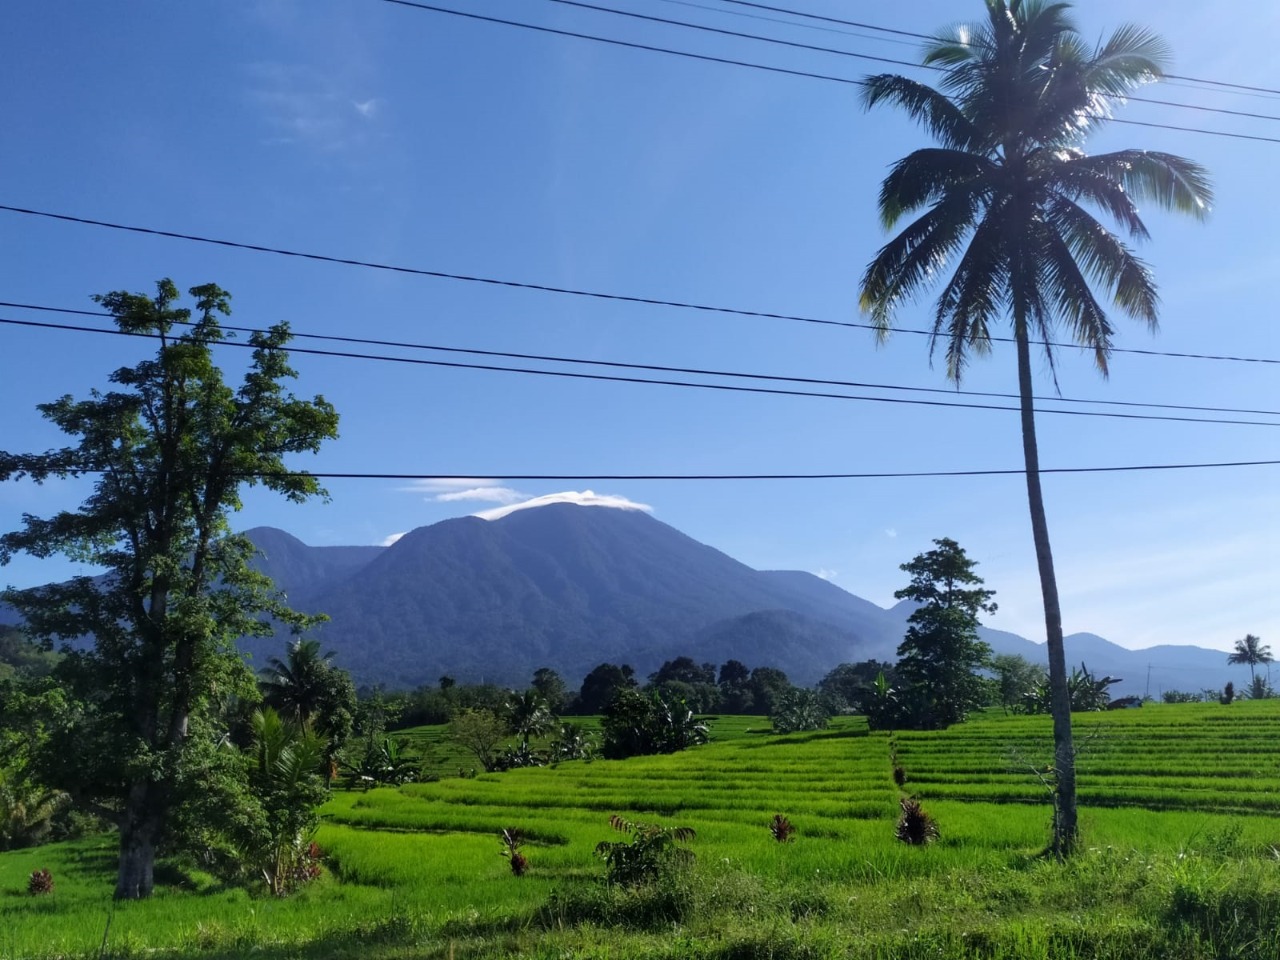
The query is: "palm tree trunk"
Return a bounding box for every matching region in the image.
[1014,327,1078,856]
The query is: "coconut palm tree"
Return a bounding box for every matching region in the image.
[260,638,336,726]
[1227,634,1273,684]
[858,0,1211,855]
[505,690,554,752]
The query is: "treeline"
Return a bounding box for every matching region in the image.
[381,656,899,731]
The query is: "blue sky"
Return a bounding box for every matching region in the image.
[1,0,1275,654]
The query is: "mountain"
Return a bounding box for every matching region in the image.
[2,503,1245,696]
[243,504,902,688]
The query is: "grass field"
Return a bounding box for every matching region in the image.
[3,705,1280,959]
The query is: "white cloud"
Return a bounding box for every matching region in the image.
[475,490,653,522]
[884,528,898,539]
[380,532,405,547]
[435,486,524,504]
[247,62,380,151]
[814,568,838,582]
[396,478,527,504]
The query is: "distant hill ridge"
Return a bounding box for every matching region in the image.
[0,502,1240,694]
[228,503,1239,696]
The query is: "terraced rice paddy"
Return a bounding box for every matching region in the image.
[3,704,1279,959]
[894,701,1280,815]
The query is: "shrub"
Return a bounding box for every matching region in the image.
[27,868,53,896]
[769,814,796,843]
[601,690,707,759]
[595,815,695,887]
[1220,682,1235,705]
[895,798,939,845]
[769,689,830,734]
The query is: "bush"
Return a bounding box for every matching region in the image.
[601,690,707,759]
[595,815,695,888]
[769,689,830,734]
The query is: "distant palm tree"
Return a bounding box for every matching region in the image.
[506,690,554,752]
[1227,634,1273,684]
[858,0,1210,856]
[260,638,337,726]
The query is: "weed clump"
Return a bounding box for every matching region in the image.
[895,798,939,845]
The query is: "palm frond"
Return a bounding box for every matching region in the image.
[1068,151,1212,219]
[1087,24,1169,95]
[878,149,995,228]
[931,211,1008,381]
[1048,160,1148,237]
[860,193,982,336]
[1045,196,1158,327]
[860,75,986,153]
[1034,222,1116,374]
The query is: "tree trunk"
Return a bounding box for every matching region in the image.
[1014,329,1078,856]
[115,785,159,899]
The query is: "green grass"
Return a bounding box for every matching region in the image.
[4,704,1280,958]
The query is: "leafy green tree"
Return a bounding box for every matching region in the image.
[818,660,897,713]
[449,708,508,772]
[893,539,995,729]
[601,689,708,759]
[717,659,754,713]
[858,0,1210,854]
[0,625,59,681]
[531,667,569,715]
[991,654,1045,711]
[1227,634,1272,685]
[748,667,793,717]
[649,657,717,686]
[573,662,637,715]
[0,280,338,898]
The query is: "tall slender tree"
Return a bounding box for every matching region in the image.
[858,1,1211,854]
[1227,634,1272,684]
[0,280,338,898]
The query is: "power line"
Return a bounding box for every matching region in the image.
[5,315,1278,429]
[3,204,1276,368]
[543,0,1280,125]
[4,301,1277,419]
[712,0,1280,97]
[375,1,1280,144]
[247,460,1280,480]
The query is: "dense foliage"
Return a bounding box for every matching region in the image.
[0,280,338,898]
[890,539,995,729]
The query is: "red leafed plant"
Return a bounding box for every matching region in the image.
[28,869,54,896]
[500,828,529,876]
[769,814,796,843]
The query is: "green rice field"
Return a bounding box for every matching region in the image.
[3,704,1279,959]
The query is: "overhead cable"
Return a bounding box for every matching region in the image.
[3,301,1276,419]
[2,204,1275,368]
[4,315,1277,429]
